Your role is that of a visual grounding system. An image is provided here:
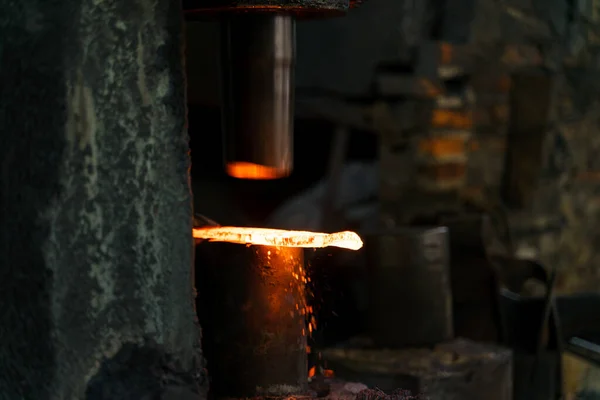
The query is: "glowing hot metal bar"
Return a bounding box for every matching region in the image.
[195,226,363,399]
[193,226,364,250]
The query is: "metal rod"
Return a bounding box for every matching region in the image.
[219,13,296,180]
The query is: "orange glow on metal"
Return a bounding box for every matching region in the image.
[431,109,473,129]
[439,42,454,65]
[419,78,443,97]
[260,246,307,330]
[226,161,290,180]
[193,226,363,250]
[307,366,335,379]
[418,137,467,158]
[323,369,335,378]
[195,226,354,383]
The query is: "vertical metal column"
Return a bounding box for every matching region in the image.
[220,14,296,180]
[0,0,202,398]
[198,244,308,399]
[367,227,453,347]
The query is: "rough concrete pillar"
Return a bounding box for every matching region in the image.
[0,1,205,399]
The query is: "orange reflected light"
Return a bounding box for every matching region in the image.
[194,225,359,383]
[307,366,335,379]
[323,369,335,378]
[193,226,363,250]
[226,162,290,180]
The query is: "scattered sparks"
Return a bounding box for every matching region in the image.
[194,226,350,383]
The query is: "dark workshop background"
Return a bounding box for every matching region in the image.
[186,0,600,395]
[187,0,600,293]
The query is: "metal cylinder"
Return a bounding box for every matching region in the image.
[198,243,308,399]
[367,227,453,347]
[219,14,295,179]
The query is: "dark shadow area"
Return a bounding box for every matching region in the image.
[85,341,202,400]
[0,17,61,399]
[188,104,378,223]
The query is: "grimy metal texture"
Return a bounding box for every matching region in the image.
[221,14,295,179]
[424,340,512,400]
[183,0,350,17]
[367,227,453,347]
[0,0,204,398]
[501,71,554,209]
[443,214,503,343]
[197,243,308,399]
[323,340,512,399]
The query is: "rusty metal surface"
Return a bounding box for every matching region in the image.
[196,244,308,398]
[366,227,453,347]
